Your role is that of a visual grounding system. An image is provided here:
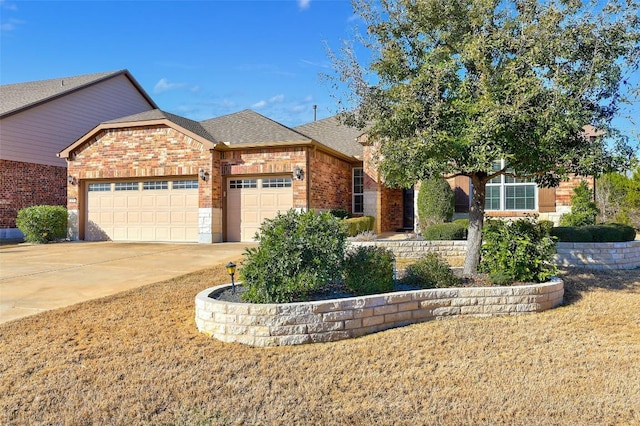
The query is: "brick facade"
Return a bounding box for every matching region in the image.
[308,149,353,212]
[66,125,219,240]
[0,159,67,228]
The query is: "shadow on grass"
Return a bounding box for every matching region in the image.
[559,267,640,305]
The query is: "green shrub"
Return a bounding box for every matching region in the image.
[422,222,467,240]
[479,219,558,284]
[560,180,599,226]
[538,220,555,234]
[16,205,67,243]
[401,252,460,288]
[551,223,636,242]
[343,245,395,295]
[240,209,347,303]
[453,218,470,229]
[329,208,350,219]
[417,177,454,233]
[343,216,375,237]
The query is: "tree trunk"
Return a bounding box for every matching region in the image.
[463,174,487,276]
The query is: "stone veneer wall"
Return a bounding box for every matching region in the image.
[196,279,564,347]
[556,241,640,270]
[353,240,640,270]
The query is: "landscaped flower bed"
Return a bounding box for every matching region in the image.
[195,278,564,347]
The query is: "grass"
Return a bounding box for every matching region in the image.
[1,259,639,425]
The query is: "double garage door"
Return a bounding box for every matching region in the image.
[226,177,293,242]
[86,178,199,242]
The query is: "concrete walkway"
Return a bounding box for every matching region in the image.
[0,241,252,324]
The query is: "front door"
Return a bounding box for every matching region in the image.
[402,187,414,230]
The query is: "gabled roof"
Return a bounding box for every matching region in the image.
[295,115,365,159]
[200,109,310,146]
[0,69,157,118]
[58,109,216,159]
[104,109,216,143]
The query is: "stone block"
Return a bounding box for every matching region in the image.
[276,334,312,346]
[247,326,271,337]
[451,297,480,307]
[384,311,412,323]
[205,301,227,314]
[373,304,398,316]
[352,307,374,319]
[214,313,237,324]
[249,305,278,315]
[277,304,313,315]
[397,301,419,312]
[227,304,250,315]
[226,324,249,335]
[412,309,434,320]
[362,315,385,327]
[310,331,351,343]
[384,293,413,304]
[270,324,308,336]
[323,310,354,322]
[307,321,344,333]
[433,307,460,317]
[344,319,363,330]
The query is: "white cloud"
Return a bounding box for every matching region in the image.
[269,94,285,103]
[0,1,18,11]
[252,100,267,109]
[1,18,24,32]
[153,78,187,94]
[298,0,311,10]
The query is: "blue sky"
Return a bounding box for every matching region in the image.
[0,0,637,143]
[0,0,362,126]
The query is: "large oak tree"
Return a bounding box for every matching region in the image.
[330,0,639,275]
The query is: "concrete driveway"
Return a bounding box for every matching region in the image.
[0,241,252,324]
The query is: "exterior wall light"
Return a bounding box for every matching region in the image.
[293,166,304,181]
[226,262,237,293]
[199,169,209,181]
[67,175,77,185]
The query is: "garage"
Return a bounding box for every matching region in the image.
[226,176,293,242]
[85,178,199,242]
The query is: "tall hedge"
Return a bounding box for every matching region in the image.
[417,177,454,234]
[16,205,68,243]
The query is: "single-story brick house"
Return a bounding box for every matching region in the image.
[59,106,592,243]
[0,70,157,240]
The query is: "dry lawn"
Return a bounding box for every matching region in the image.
[1,260,639,425]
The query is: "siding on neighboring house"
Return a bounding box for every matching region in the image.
[1,74,155,167]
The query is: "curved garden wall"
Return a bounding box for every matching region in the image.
[195,279,564,347]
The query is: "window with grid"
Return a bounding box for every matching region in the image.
[485,161,536,211]
[114,182,139,191]
[229,179,257,189]
[262,178,292,188]
[88,183,111,192]
[172,180,198,189]
[353,168,364,214]
[142,181,168,190]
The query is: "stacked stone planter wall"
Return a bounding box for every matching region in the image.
[195,279,564,347]
[353,239,640,270]
[555,241,640,270]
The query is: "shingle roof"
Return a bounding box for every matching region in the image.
[200,109,310,146]
[104,109,217,143]
[295,115,364,158]
[0,70,157,117]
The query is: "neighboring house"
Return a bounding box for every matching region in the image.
[59,105,591,243]
[0,70,157,240]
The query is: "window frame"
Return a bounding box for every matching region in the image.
[484,160,537,211]
[352,167,364,214]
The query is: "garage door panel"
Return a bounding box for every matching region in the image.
[227,177,293,242]
[86,178,199,242]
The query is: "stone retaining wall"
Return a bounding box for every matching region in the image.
[195,279,564,347]
[556,241,640,270]
[352,241,467,266]
[353,239,640,270]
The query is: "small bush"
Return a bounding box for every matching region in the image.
[401,252,460,288]
[343,216,375,237]
[551,223,636,242]
[240,209,347,303]
[479,219,558,284]
[560,180,599,226]
[343,246,395,295]
[329,208,350,219]
[417,177,454,233]
[16,205,67,243]
[422,222,467,240]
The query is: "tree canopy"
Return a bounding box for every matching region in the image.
[330,0,639,274]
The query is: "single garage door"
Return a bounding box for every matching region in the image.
[86,178,199,242]
[227,177,293,242]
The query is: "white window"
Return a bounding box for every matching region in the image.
[262,178,292,188]
[114,182,139,191]
[88,183,111,192]
[353,168,364,214]
[173,180,198,189]
[143,181,168,190]
[485,161,536,211]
